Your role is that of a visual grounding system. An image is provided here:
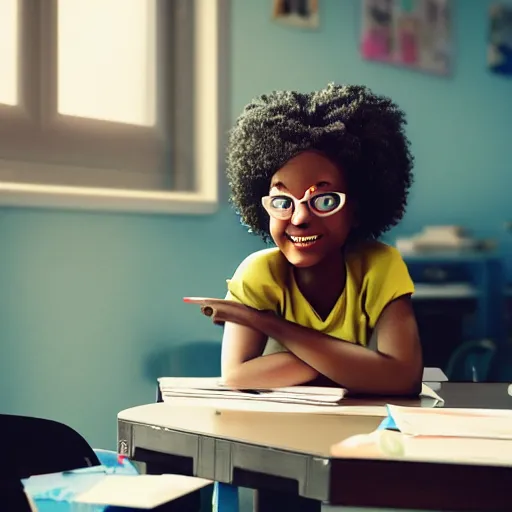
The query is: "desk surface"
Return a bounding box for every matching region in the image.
[118,383,512,510]
[119,386,447,458]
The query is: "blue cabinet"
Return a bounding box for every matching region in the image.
[402,251,505,378]
[403,251,505,343]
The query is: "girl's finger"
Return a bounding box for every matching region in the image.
[183,297,225,305]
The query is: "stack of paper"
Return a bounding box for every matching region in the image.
[158,377,346,406]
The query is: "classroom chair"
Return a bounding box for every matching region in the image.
[487,339,512,381]
[0,413,100,511]
[1,439,38,511]
[1,480,37,512]
[444,338,497,382]
[3,413,204,511]
[1,413,100,479]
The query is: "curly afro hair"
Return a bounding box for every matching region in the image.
[226,83,414,243]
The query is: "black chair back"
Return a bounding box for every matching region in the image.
[1,413,100,479]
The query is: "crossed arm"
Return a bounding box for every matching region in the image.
[221,295,423,396]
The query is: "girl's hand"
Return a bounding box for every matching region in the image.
[183,297,269,327]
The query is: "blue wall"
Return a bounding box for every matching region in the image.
[1,0,511,449]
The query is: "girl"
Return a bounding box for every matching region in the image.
[185,83,422,396]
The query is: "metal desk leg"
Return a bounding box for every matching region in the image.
[253,489,321,512]
[213,482,239,512]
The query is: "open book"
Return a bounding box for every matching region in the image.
[158,377,346,406]
[332,405,512,466]
[387,405,512,440]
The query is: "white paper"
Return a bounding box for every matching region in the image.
[158,377,346,406]
[75,474,211,509]
[420,383,444,402]
[332,427,512,467]
[401,435,512,466]
[155,381,443,418]
[159,379,441,405]
[423,381,442,391]
[388,405,512,440]
[422,367,448,382]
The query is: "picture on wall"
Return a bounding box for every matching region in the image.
[360,0,452,76]
[488,3,512,76]
[272,0,319,30]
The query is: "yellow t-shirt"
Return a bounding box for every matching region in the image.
[226,241,414,354]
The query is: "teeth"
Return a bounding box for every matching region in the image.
[289,235,320,243]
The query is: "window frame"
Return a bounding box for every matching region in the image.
[0,0,228,215]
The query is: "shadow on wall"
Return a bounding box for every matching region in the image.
[143,341,222,381]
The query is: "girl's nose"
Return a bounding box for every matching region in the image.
[290,202,312,225]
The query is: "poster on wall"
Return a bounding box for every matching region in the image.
[488,4,512,76]
[360,0,452,76]
[272,0,319,30]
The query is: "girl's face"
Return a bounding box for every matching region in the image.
[263,150,354,268]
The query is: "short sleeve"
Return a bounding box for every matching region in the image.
[364,246,415,328]
[225,249,284,313]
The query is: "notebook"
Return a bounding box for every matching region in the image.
[158,377,346,406]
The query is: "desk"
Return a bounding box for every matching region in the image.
[118,383,512,511]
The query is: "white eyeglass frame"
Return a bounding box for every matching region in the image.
[261,186,347,220]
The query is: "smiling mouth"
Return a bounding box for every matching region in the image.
[286,234,323,246]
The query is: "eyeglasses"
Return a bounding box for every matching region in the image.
[261,187,347,220]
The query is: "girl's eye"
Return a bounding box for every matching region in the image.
[270,196,293,210]
[311,193,340,212]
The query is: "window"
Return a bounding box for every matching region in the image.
[0,0,226,214]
